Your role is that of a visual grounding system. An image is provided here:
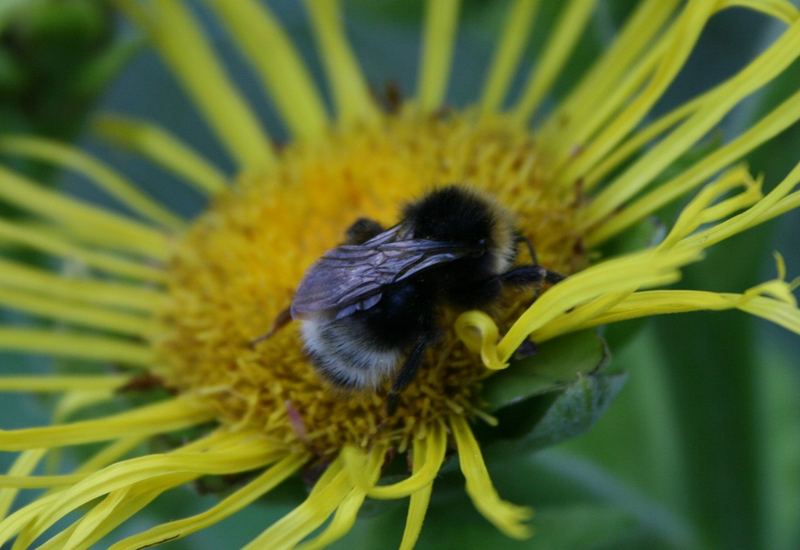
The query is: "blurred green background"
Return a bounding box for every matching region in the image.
[1,1,799,549]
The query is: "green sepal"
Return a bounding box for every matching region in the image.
[481,330,610,411]
[462,331,624,464]
[486,371,627,453]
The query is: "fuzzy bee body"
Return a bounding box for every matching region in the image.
[301,316,403,389]
[288,185,562,407]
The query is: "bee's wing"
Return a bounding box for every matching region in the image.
[290,229,479,320]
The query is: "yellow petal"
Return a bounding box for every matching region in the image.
[93,115,228,195]
[0,136,183,230]
[0,398,212,451]
[417,0,461,112]
[450,415,532,539]
[116,0,275,171]
[207,0,329,141]
[369,422,447,498]
[304,0,378,125]
[108,453,307,550]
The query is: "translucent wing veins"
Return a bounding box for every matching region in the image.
[290,225,480,320]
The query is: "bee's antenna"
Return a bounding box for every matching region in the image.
[514,232,539,265]
[249,306,292,348]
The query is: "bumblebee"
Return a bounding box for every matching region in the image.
[284,185,563,411]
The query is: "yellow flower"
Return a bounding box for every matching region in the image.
[1,0,800,548]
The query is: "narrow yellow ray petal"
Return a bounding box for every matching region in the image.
[63,486,132,550]
[25,436,279,549]
[59,467,231,550]
[0,136,183,230]
[244,459,352,549]
[15,473,193,550]
[417,0,461,112]
[36,436,145,513]
[93,115,228,195]
[116,0,275,171]
[456,310,504,370]
[108,453,307,550]
[548,25,669,172]
[534,163,800,342]
[676,160,800,253]
[457,246,699,371]
[31,436,276,549]
[0,287,155,337]
[0,490,53,547]
[0,258,165,314]
[0,219,166,283]
[304,0,379,125]
[581,19,800,229]
[26,480,149,550]
[0,328,154,368]
[564,290,800,336]
[10,454,204,547]
[23,436,214,548]
[511,0,597,123]
[33,474,190,550]
[583,97,699,190]
[398,431,436,550]
[658,166,761,249]
[0,450,46,520]
[75,437,145,475]
[587,87,800,245]
[0,398,212,451]
[533,291,632,343]
[766,190,800,220]
[742,297,800,333]
[451,415,532,539]
[558,0,800,170]
[297,448,385,550]
[0,166,169,259]
[369,422,446,499]
[207,0,329,141]
[480,0,541,113]
[0,473,85,489]
[540,0,679,144]
[553,1,716,184]
[510,248,694,356]
[0,375,130,393]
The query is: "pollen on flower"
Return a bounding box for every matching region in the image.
[156,110,586,457]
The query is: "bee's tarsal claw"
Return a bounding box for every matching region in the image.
[513,339,538,360]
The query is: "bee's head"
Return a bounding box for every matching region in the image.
[404,185,498,249]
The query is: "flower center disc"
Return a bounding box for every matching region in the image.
[158,111,585,456]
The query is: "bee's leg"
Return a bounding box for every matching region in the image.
[513,339,538,360]
[514,232,539,265]
[500,265,564,286]
[249,306,292,348]
[498,265,562,360]
[345,217,384,245]
[387,336,431,416]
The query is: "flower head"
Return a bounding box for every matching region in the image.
[1,1,800,548]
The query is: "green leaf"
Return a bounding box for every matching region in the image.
[416,504,640,550]
[760,343,800,550]
[652,22,800,550]
[482,330,610,411]
[473,331,622,458]
[487,372,627,454]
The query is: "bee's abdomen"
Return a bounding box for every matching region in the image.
[301,317,402,389]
